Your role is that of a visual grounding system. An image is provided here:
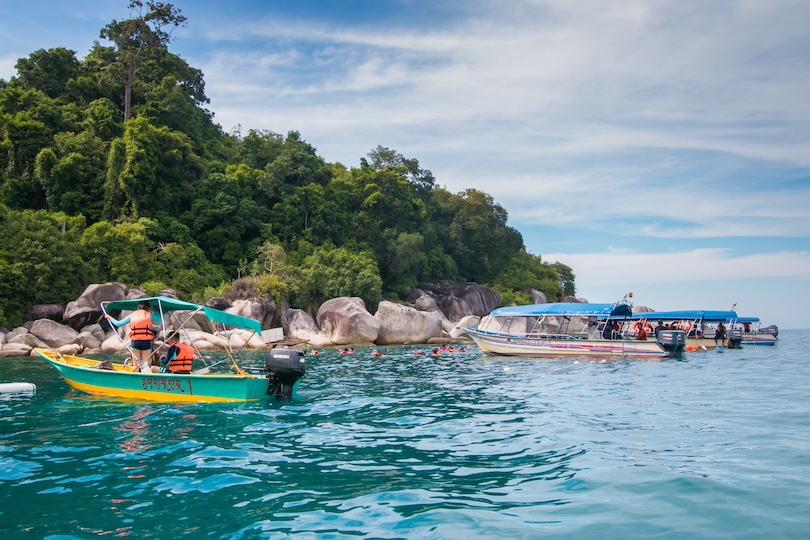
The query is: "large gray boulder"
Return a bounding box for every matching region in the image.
[317,297,379,345]
[63,282,127,330]
[76,331,101,351]
[423,283,500,322]
[523,288,549,304]
[450,315,480,340]
[81,323,106,343]
[22,304,65,324]
[375,301,443,345]
[101,333,129,353]
[282,309,332,347]
[205,297,230,311]
[0,343,33,357]
[165,310,216,334]
[412,293,454,332]
[29,319,80,348]
[225,298,281,331]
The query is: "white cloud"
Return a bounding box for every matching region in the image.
[190,0,810,243]
[543,248,810,328]
[545,249,810,286]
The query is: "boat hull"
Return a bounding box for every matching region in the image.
[35,349,273,402]
[741,334,778,345]
[683,336,723,350]
[465,328,670,358]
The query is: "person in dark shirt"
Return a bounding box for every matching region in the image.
[714,322,727,346]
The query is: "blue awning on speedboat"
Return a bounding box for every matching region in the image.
[634,310,738,322]
[735,316,760,323]
[489,302,632,318]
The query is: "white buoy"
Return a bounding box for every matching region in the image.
[0,382,36,395]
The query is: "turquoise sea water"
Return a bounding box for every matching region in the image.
[1,331,809,539]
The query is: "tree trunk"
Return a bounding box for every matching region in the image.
[123,58,136,123]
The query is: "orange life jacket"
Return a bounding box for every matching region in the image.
[169,342,196,372]
[129,310,155,340]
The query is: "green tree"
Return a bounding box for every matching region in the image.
[383,231,428,297]
[295,245,382,310]
[364,145,435,200]
[189,169,268,274]
[428,188,523,283]
[551,261,576,298]
[79,219,151,284]
[83,98,123,141]
[35,130,108,221]
[0,208,92,326]
[99,1,187,122]
[148,241,227,296]
[492,250,563,302]
[250,241,297,305]
[239,129,284,170]
[259,131,331,202]
[14,48,80,99]
[103,115,202,218]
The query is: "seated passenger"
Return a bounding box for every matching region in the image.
[714,322,727,346]
[159,332,199,374]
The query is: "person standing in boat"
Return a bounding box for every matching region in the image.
[105,301,156,373]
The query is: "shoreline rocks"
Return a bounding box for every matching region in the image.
[0,281,489,358]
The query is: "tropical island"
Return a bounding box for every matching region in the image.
[0,1,575,336]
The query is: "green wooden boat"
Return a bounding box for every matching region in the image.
[35,296,306,402]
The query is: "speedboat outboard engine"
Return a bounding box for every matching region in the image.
[265,348,306,400]
[762,324,779,337]
[727,328,743,349]
[657,329,686,358]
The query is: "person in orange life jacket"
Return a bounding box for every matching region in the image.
[159,332,199,374]
[106,301,156,373]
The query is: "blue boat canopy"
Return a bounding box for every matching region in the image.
[633,310,738,322]
[489,302,632,318]
[102,296,262,335]
[735,316,760,323]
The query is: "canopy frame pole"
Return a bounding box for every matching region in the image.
[101,302,136,368]
[166,307,210,371]
[217,321,247,376]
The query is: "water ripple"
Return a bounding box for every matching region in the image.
[1,334,809,537]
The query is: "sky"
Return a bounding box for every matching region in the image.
[1,0,809,329]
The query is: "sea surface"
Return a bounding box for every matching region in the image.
[1,331,808,539]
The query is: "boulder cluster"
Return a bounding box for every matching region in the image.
[0,281,509,358]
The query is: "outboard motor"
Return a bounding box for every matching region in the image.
[657,329,687,358]
[265,348,306,400]
[727,328,743,349]
[762,324,779,337]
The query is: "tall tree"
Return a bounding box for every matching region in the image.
[99,1,186,123]
[14,48,80,99]
[363,145,435,200]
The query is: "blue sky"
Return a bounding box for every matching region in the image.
[1,0,809,328]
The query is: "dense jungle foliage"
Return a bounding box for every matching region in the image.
[0,1,575,327]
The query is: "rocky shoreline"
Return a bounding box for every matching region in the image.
[0,282,515,358]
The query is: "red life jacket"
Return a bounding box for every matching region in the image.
[129,310,155,340]
[169,342,196,372]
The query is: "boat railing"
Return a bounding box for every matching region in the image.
[468,327,586,340]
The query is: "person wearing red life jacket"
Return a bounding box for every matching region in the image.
[106,301,156,373]
[159,332,199,374]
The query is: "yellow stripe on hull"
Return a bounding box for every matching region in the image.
[64,378,253,402]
